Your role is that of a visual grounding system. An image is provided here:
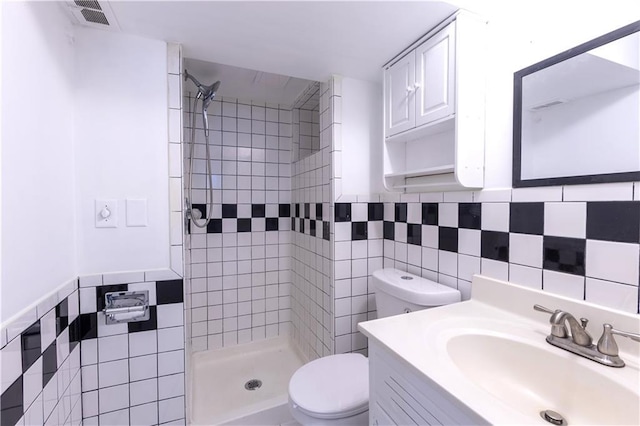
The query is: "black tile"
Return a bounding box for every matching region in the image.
[395,203,407,223]
[68,317,81,351]
[300,218,305,233]
[1,376,23,426]
[295,203,300,218]
[543,236,586,276]
[310,220,317,237]
[352,222,368,240]
[21,321,41,373]
[323,221,330,241]
[291,217,296,232]
[207,219,222,234]
[42,341,57,387]
[407,224,422,246]
[128,306,157,333]
[316,204,323,220]
[222,204,237,218]
[335,203,351,222]
[481,231,510,262]
[510,202,544,235]
[586,201,640,243]
[55,298,68,337]
[383,221,395,240]
[422,203,438,225]
[368,203,384,221]
[279,204,291,218]
[439,227,458,252]
[191,204,206,219]
[96,284,128,312]
[79,313,97,340]
[251,204,266,218]
[304,203,310,219]
[266,218,279,231]
[459,203,482,229]
[237,218,252,232]
[156,279,184,305]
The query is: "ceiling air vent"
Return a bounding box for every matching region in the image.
[65,0,119,30]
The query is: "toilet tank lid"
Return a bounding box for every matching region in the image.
[289,353,369,418]
[373,268,461,306]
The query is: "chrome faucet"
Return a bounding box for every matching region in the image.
[534,304,640,367]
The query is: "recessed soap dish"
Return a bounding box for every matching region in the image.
[103,290,149,324]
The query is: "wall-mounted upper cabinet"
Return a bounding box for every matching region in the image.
[383,11,486,192]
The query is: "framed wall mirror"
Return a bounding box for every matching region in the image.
[513,21,640,188]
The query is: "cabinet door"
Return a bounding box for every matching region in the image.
[415,21,456,127]
[385,51,416,137]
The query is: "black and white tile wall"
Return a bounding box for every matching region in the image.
[78,274,186,426]
[1,283,82,426]
[183,94,293,352]
[329,197,640,315]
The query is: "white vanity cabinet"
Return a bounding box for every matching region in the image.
[383,11,486,192]
[369,342,485,426]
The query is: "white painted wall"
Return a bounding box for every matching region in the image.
[340,77,385,196]
[74,28,170,275]
[1,2,77,323]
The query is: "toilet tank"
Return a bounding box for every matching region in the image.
[372,268,461,318]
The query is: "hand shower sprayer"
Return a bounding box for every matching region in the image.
[184,69,221,228]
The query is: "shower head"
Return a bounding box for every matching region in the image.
[184,69,220,111]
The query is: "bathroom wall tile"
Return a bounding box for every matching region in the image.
[585,278,638,314]
[481,203,510,232]
[543,270,584,300]
[586,201,640,243]
[509,233,543,268]
[158,396,185,423]
[508,264,542,290]
[543,236,585,276]
[544,202,586,238]
[129,378,157,407]
[585,240,639,286]
[130,401,159,426]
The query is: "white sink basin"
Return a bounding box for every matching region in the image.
[446,333,640,425]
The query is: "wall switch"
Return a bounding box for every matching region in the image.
[95,199,118,228]
[126,198,148,227]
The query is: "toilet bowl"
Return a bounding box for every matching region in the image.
[288,268,461,425]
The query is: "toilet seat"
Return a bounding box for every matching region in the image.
[289,353,369,420]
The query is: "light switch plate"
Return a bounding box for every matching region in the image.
[95,199,118,228]
[126,198,148,227]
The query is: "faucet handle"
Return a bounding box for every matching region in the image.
[533,304,568,338]
[597,324,640,357]
[533,304,555,314]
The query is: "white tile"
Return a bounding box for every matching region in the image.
[473,188,511,203]
[68,290,79,323]
[130,401,159,426]
[82,391,99,418]
[130,378,158,406]
[481,203,509,232]
[79,274,102,288]
[438,251,457,277]
[544,202,586,238]
[509,264,542,290]
[421,225,438,249]
[82,365,98,391]
[24,394,43,426]
[81,339,98,366]
[129,330,157,357]
[103,271,145,285]
[509,233,543,268]
[481,259,509,281]
[585,278,638,314]
[334,241,351,260]
[168,74,181,109]
[99,408,129,426]
[84,416,99,426]
[407,203,421,224]
[634,182,640,200]
[159,396,185,423]
[512,186,563,202]
[563,182,633,201]
[458,255,480,282]
[419,192,443,203]
[458,229,480,256]
[438,203,458,227]
[421,247,438,271]
[79,288,97,315]
[130,354,158,382]
[334,222,351,241]
[41,309,57,350]
[158,327,184,352]
[543,270,585,300]
[351,203,367,221]
[98,334,128,362]
[158,350,184,377]
[158,373,184,399]
[157,304,184,329]
[1,336,21,394]
[98,359,129,388]
[23,357,42,408]
[42,373,57,421]
[586,240,639,286]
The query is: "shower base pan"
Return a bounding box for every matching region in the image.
[190,336,306,425]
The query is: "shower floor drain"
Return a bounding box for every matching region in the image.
[244,379,262,391]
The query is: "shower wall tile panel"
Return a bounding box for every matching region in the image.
[79,277,186,425]
[183,94,293,352]
[0,282,81,426]
[290,80,334,361]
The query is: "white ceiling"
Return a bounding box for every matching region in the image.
[107,1,458,83]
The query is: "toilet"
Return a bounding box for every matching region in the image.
[288,268,461,425]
